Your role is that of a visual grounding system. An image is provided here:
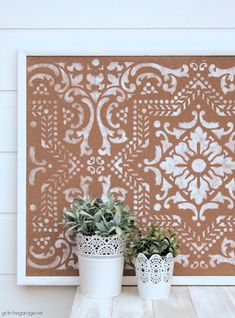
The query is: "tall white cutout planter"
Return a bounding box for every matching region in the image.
[135,253,174,300]
[77,234,125,297]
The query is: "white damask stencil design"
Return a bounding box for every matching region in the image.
[26,56,235,277]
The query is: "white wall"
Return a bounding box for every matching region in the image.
[0,1,235,317]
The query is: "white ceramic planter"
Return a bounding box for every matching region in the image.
[77,234,125,297]
[135,253,174,300]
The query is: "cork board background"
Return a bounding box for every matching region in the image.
[26,56,235,278]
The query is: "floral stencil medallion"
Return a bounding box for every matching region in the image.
[26,56,235,277]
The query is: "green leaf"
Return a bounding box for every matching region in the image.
[65,221,76,225]
[116,227,123,237]
[101,214,109,227]
[67,224,78,232]
[108,226,117,234]
[95,222,107,232]
[64,211,76,220]
[93,210,102,222]
[79,210,94,219]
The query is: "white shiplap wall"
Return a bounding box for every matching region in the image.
[0,1,235,317]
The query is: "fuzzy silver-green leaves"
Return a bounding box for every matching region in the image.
[63,193,137,238]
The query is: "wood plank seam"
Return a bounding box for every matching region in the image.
[186,287,198,318]
[151,300,155,318]
[225,287,235,305]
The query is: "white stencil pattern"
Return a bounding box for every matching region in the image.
[26,57,235,276]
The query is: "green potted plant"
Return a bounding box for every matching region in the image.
[63,193,136,297]
[125,225,179,300]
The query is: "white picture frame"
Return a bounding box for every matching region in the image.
[18,49,235,285]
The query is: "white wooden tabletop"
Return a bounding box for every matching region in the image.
[70,286,235,318]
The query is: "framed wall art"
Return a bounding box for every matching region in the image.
[18,50,235,285]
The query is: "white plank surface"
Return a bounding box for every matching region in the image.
[0,91,16,108]
[112,287,154,318]
[0,0,235,29]
[2,29,235,90]
[70,289,113,318]
[0,276,76,318]
[0,215,16,274]
[225,287,235,307]
[70,287,235,317]
[188,286,235,318]
[153,287,197,318]
[0,153,16,212]
[0,107,17,151]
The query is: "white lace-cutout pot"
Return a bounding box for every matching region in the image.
[135,253,174,300]
[77,234,125,297]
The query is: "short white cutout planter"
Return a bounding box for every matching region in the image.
[77,234,125,297]
[135,253,174,300]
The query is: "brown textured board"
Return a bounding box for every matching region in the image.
[26,56,235,277]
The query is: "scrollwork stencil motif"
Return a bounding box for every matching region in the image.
[26,56,235,277]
